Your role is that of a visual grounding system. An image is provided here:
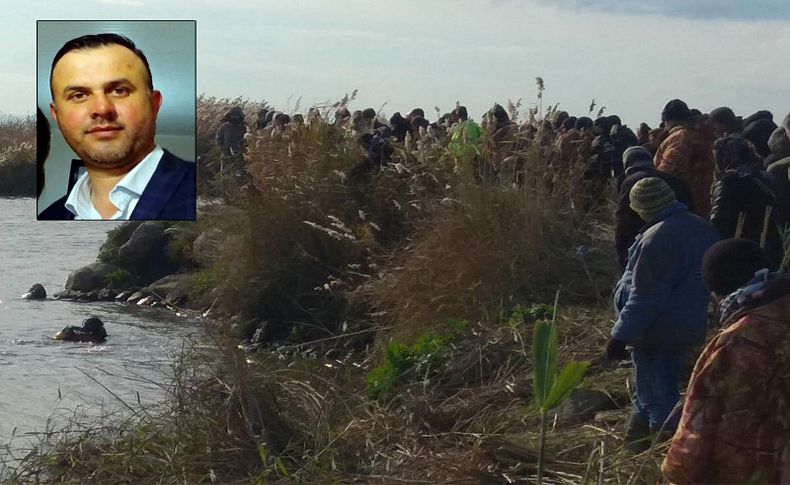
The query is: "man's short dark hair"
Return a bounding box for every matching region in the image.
[50,33,154,97]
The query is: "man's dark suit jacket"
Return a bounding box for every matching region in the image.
[38,150,196,221]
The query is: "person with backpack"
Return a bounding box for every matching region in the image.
[709,135,784,269]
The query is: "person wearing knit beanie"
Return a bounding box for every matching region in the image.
[609,174,718,452]
[629,177,678,221]
[622,146,653,173]
[661,99,691,125]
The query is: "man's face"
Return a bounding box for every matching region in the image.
[50,44,162,171]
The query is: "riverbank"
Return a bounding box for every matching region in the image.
[0,97,672,483]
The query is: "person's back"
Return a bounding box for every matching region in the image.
[655,121,715,217]
[710,135,783,268]
[663,239,790,484]
[216,107,247,157]
[448,118,483,159]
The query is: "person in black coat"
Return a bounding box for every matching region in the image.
[710,135,784,269]
[614,146,694,268]
[608,114,638,178]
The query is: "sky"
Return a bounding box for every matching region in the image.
[4,0,789,128]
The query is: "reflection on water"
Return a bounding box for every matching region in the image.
[0,198,199,446]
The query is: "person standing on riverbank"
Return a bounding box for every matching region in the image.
[607,177,718,452]
[39,33,195,221]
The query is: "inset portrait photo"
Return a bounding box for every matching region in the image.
[36,20,196,220]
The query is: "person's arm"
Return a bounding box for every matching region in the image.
[611,231,673,343]
[656,132,692,178]
[709,178,735,238]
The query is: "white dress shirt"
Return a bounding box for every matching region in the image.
[65,146,165,220]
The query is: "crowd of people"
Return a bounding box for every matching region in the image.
[217,99,790,483]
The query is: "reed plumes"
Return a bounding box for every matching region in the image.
[0,115,35,197]
[3,93,658,483]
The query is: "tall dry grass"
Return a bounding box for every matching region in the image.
[193,95,618,346]
[0,115,35,197]
[2,96,641,483]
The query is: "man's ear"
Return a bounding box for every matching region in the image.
[150,90,163,116]
[49,102,58,126]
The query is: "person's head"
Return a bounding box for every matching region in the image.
[713,135,761,174]
[709,106,740,137]
[553,111,569,130]
[638,122,650,137]
[575,116,593,132]
[407,108,425,121]
[768,127,790,160]
[361,107,376,121]
[257,108,269,120]
[49,34,162,173]
[292,113,304,125]
[606,114,622,127]
[783,113,790,139]
[37,108,50,198]
[273,112,290,127]
[742,118,778,159]
[702,239,770,296]
[629,177,678,221]
[661,99,691,129]
[490,104,509,124]
[82,316,107,339]
[222,106,244,123]
[593,116,611,136]
[622,146,654,172]
[562,116,577,131]
[454,105,469,122]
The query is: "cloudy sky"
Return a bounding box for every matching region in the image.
[4,0,789,127]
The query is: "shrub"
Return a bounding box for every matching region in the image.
[366,319,467,400]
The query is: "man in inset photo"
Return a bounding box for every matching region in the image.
[38,23,196,220]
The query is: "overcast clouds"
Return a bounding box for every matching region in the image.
[4,0,789,128]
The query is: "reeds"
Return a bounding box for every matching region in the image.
[0,115,35,197]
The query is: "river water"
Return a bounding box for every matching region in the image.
[0,197,199,452]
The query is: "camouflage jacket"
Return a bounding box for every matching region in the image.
[655,124,716,218]
[662,281,790,484]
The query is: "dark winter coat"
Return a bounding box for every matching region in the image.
[585,133,614,179]
[610,125,638,178]
[710,172,784,269]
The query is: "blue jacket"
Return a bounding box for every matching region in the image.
[38,150,196,221]
[612,202,718,349]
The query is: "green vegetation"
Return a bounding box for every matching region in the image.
[366,318,467,400]
[531,292,590,484]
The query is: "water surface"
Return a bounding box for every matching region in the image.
[0,197,198,447]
